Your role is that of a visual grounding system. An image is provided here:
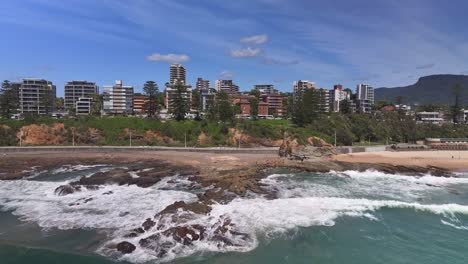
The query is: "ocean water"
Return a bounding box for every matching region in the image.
[1,165,468,263]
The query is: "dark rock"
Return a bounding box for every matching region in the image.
[102,191,113,195]
[142,218,156,231]
[162,225,205,246]
[157,201,211,216]
[132,227,145,234]
[116,241,136,254]
[139,234,161,248]
[55,184,81,196]
[119,212,130,217]
[84,198,93,203]
[124,232,139,238]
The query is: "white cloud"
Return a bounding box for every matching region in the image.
[262,57,299,65]
[146,53,190,63]
[230,47,262,58]
[220,70,234,79]
[240,34,268,44]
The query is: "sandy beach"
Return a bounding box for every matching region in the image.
[333,151,468,171]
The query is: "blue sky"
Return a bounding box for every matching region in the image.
[1,0,468,96]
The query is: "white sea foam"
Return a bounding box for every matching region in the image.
[3,169,468,263]
[0,180,197,230]
[51,164,108,175]
[334,170,468,185]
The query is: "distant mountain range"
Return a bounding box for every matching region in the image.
[374,74,468,105]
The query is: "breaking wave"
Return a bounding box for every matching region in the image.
[1,168,468,262]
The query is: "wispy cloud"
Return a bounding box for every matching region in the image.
[230,47,262,58]
[240,34,268,44]
[416,63,436,69]
[220,70,234,79]
[262,57,300,65]
[146,53,190,63]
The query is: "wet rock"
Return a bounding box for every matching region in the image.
[132,227,145,234]
[157,201,211,216]
[102,191,113,195]
[84,198,93,203]
[55,184,81,196]
[139,234,173,258]
[139,234,161,248]
[142,218,156,231]
[119,212,130,217]
[116,241,136,254]
[162,225,205,245]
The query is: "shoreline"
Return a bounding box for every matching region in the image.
[1,149,466,182]
[332,150,468,172]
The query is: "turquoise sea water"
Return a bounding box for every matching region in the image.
[1,166,468,264]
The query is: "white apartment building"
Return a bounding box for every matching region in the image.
[356,84,375,113]
[329,84,350,112]
[76,97,93,115]
[416,111,445,124]
[103,80,134,115]
[293,80,316,103]
[64,81,99,110]
[170,64,186,85]
[214,80,239,94]
[17,78,56,115]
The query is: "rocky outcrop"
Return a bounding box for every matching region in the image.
[17,123,67,145]
[196,132,212,146]
[144,131,174,145]
[279,136,336,160]
[157,201,211,216]
[228,128,283,147]
[54,161,199,196]
[116,241,136,254]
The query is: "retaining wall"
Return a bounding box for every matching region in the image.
[0,146,279,155]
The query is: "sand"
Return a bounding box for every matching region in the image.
[333,151,468,171]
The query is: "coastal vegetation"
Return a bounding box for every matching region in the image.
[1,113,468,147]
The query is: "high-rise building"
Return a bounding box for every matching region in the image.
[17,78,56,115]
[261,94,286,117]
[215,80,239,94]
[64,81,99,110]
[356,84,374,113]
[165,85,193,112]
[76,97,93,115]
[329,84,351,112]
[254,84,278,95]
[170,63,186,84]
[356,84,374,104]
[196,78,210,90]
[103,80,134,115]
[316,88,330,113]
[293,80,315,102]
[133,95,149,114]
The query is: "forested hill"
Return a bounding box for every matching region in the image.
[375,74,468,105]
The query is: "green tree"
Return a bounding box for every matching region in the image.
[218,91,234,123]
[0,80,18,119]
[205,93,219,121]
[55,97,65,111]
[339,99,352,115]
[41,84,55,116]
[143,81,160,117]
[249,97,259,120]
[191,89,202,120]
[249,89,261,98]
[90,93,103,116]
[170,81,189,121]
[451,84,463,124]
[292,89,319,126]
